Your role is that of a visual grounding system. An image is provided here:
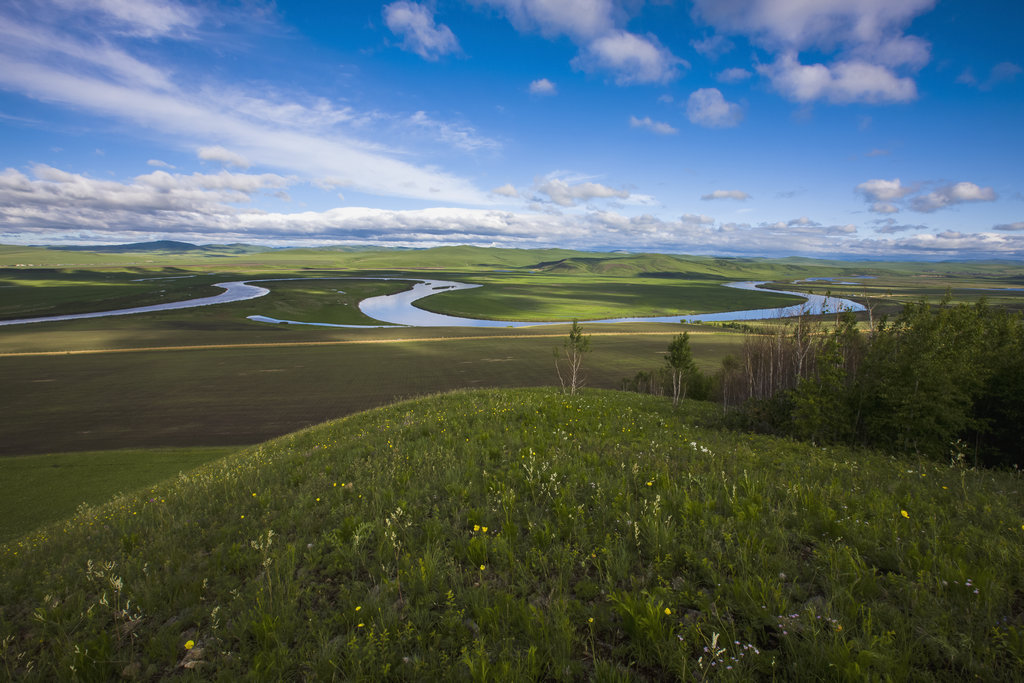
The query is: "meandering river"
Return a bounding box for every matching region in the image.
[0,277,864,328]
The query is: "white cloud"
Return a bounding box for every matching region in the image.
[856,178,913,202]
[5,172,1023,259]
[959,62,1022,91]
[717,67,752,83]
[629,115,677,135]
[536,177,629,207]
[757,52,917,104]
[198,145,251,169]
[528,78,557,95]
[475,1,683,85]
[994,222,1024,232]
[911,182,997,213]
[147,159,173,168]
[471,0,615,40]
[491,183,519,197]
[870,202,900,214]
[872,218,925,234]
[407,111,500,152]
[691,34,733,59]
[686,88,743,128]
[0,165,290,226]
[51,0,201,38]
[573,30,683,85]
[692,0,935,105]
[701,189,749,201]
[0,44,489,204]
[384,1,460,61]
[691,0,936,54]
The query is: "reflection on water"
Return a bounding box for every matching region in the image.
[0,276,865,329]
[0,281,271,327]
[257,279,865,328]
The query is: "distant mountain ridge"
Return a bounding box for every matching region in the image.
[49,240,270,254]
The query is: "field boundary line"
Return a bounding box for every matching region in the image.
[0,330,720,357]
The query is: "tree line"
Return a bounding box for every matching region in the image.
[618,298,1024,469]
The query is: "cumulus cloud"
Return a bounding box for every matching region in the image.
[911,182,997,213]
[475,1,683,85]
[4,168,1023,259]
[471,0,614,40]
[717,67,752,83]
[528,78,557,95]
[384,2,460,61]
[681,213,716,225]
[856,178,913,202]
[491,183,519,197]
[686,88,743,127]
[691,0,936,55]
[692,0,935,105]
[0,165,290,231]
[572,30,684,85]
[870,203,900,214]
[701,189,749,201]
[757,52,917,104]
[629,115,677,135]
[536,177,630,207]
[691,34,733,59]
[871,218,926,234]
[197,145,250,169]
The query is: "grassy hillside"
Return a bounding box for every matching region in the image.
[2,388,1021,680]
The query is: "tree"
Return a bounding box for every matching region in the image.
[554,319,591,395]
[664,332,697,407]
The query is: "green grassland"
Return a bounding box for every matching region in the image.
[2,389,1022,680]
[0,447,235,543]
[0,325,744,456]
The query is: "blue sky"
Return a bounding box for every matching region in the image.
[0,0,1021,259]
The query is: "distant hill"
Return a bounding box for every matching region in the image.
[51,240,273,255]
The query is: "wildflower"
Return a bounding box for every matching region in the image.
[481,526,488,533]
[900,510,909,519]
[480,565,486,571]
[184,640,195,650]
[664,607,671,616]
[588,617,594,623]
[473,525,480,532]
[355,606,361,612]
[646,481,653,486]
[357,623,364,628]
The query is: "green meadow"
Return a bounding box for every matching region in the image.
[1,244,1023,678]
[1,389,1022,680]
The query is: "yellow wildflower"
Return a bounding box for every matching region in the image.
[901,510,909,519]
[664,607,671,615]
[184,640,195,650]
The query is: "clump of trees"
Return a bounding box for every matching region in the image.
[722,298,1024,468]
[621,298,1023,468]
[622,332,710,403]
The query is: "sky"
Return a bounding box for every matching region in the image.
[0,0,1021,259]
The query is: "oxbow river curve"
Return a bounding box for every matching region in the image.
[0,278,864,328]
